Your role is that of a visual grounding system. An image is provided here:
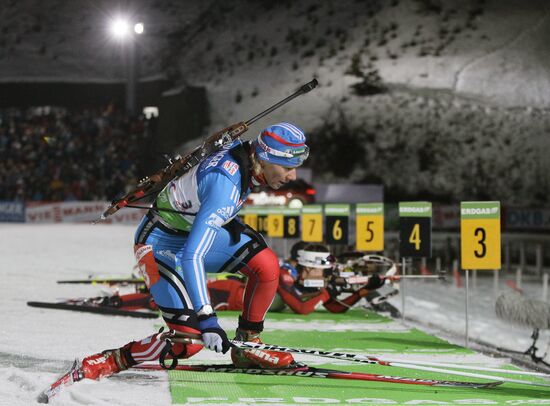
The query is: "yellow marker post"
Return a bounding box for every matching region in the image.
[460,202,501,270]
[267,206,284,238]
[256,207,269,235]
[460,201,501,348]
[283,208,301,239]
[356,203,384,251]
[301,205,323,242]
[242,206,259,231]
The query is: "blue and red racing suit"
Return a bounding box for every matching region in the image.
[132,140,279,360]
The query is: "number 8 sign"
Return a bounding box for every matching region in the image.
[460,202,501,270]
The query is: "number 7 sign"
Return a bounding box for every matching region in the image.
[301,205,323,242]
[460,202,501,270]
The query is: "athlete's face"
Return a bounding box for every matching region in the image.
[300,267,325,281]
[261,161,297,189]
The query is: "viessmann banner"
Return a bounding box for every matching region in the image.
[25,202,146,224]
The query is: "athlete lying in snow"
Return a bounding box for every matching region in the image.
[208,242,386,315]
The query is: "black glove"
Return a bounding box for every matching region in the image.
[364,274,385,291]
[326,276,343,298]
[198,313,231,354]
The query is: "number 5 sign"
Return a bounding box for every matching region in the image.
[356,203,384,251]
[460,202,501,270]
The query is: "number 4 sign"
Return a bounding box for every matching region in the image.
[399,202,432,258]
[460,202,501,270]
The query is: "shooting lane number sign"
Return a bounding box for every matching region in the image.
[356,203,384,252]
[460,201,501,270]
[283,208,300,239]
[256,207,269,234]
[266,206,284,238]
[241,206,258,231]
[399,202,432,258]
[325,204,350,245]
[301,205,323,242]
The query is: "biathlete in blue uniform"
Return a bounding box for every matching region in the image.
[78,123,309,380]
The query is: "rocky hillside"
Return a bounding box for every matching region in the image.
[2,0,549,204]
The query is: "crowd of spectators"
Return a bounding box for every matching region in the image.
[0,105,154,202]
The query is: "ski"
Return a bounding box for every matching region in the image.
[27,300,158,319]
[57,278,145,286]
[134,363,502,389]
[37,360,501,403]
[37,359,84,404]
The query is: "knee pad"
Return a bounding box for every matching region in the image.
[134,244,160,288]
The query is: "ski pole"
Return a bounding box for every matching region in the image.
[380,358,550,378]
[170,332,550,388]
[133,363,501,389]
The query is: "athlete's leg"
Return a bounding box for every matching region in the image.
[81,216,203,380]
[204,225,293,368]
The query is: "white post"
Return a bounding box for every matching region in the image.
[516,267,522,290]
[435,257,441,273]
[520,242,526,272]
[543,273,549,302]
[465,269,470,348]
[536,244,543,277]
[493,269,499,298]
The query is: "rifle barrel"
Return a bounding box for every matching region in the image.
[246,79,318,126]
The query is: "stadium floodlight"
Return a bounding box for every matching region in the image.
[109,17,131,40]
[134,23,144,35]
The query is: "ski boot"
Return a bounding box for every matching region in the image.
[231,327,294,369]
[81,347,132,380]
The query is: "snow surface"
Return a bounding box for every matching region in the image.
[0,223,546,405]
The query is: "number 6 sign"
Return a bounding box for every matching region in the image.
[460,201,501,270]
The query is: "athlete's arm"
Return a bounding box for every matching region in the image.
[176,171,241,311]
[277,272,330,315]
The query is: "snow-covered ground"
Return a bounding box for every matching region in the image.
[0,223,547,405]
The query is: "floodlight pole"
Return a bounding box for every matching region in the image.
[125,36,138,115]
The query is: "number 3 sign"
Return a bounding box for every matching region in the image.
[460,201,501,270]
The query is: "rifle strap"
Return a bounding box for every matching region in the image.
[228,141,254,197]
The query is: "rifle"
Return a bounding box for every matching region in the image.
[94,79,318,223]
